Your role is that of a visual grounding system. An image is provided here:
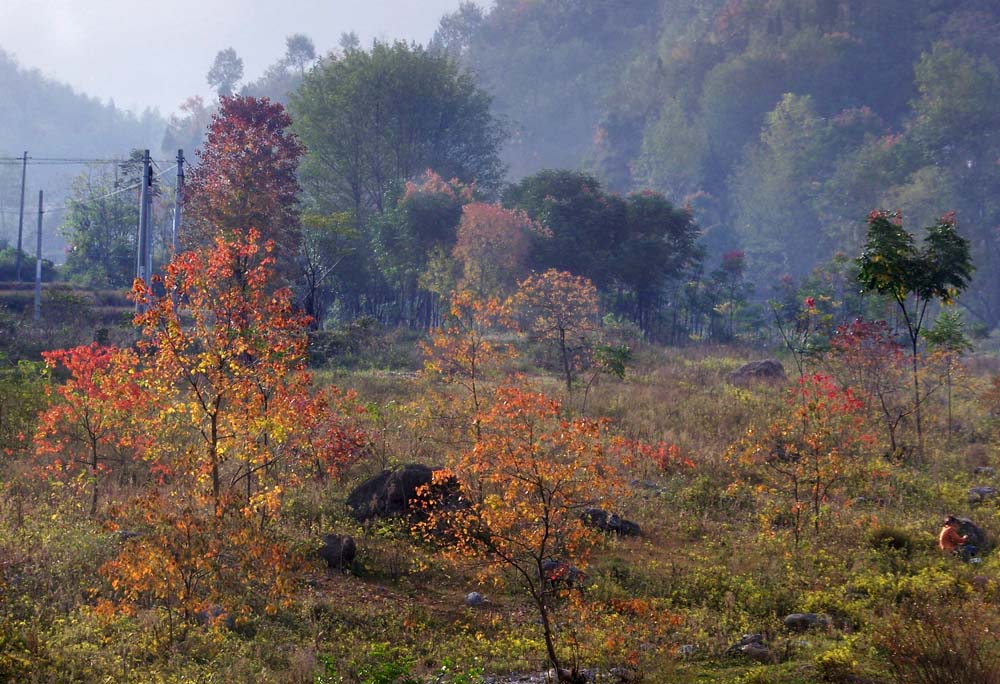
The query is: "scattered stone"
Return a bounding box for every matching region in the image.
[968,486,996,503]
[974,466,995,477]
[318,533,356,570]
[727,359,786,386]
[677,644,696,658]
[580,508,641,537]
[465,591,485,607]
[741,642,775,664]
[783,613,831,632]
[346,463,462,522]
[115,530,141,542]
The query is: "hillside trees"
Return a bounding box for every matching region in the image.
[206,48,244,97]
[505,171,701,336]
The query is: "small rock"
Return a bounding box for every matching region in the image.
[465,591,485,607]
[974,466,995,477]
[677,644,696,658]
[741,643,775,664]
[783,613,831,632]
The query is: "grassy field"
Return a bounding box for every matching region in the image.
[2,335,1000,684]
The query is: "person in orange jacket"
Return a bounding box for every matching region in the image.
[939,515,976,559]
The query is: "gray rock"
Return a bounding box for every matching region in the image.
[318,533,356,570]
[969,486,996,503]
[727,359,786,386]
[783,613,831,632]
[974,466,995,477]
[955,517,988,550]
[725,633,766,657]
[741,643,775,664]
[677,644,696,658]
[581,507,641,537]
[465,591,485,607]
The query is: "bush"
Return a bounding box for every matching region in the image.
[873,597,1000,684]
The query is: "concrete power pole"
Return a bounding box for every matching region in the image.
[33,190,43,321]
[15,151,27,282]
[135,150,151,312]
[172,149,184,255]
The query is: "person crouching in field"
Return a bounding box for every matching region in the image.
[939,515,977,560]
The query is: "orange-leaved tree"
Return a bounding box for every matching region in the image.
[133,229,311,520]
[420,385,629,683]
[420,290,518,446]
[513,269,599,391]
[101,229,359,623]
[452,203,546,298]
[730,373,878,545]
[34,343,147,517]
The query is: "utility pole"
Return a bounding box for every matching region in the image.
[172,149,184,255]
[15,151,27,282]
[33,190,43,321]
[135,150,151,312]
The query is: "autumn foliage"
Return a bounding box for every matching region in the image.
[731,373,877,544]
[452,203,545,297]
[184,96,305,260]
[34,344,146,516]
[420,385,629,682]
[513,269,600,390]
[26,231,369,625]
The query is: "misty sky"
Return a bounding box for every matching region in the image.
[0,0,472,116]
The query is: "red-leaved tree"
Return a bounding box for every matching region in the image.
[184,96,304,263]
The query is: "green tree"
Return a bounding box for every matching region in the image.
[731,93,833,279]
[857,210,974,461]
[925,308,973,441]
[206,48,244,97]
[60,162,141,288]
[291,41,506,225]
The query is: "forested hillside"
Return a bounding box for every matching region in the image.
[439,0,1000,326]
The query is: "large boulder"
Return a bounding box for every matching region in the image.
[727,359,786,386]
[580,508,641,537]
[346,463,461,522]
[318,533,356,570]
[956,517,988,550]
